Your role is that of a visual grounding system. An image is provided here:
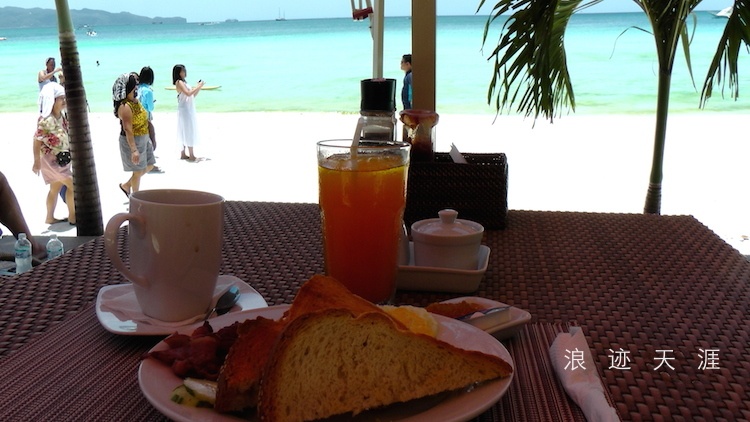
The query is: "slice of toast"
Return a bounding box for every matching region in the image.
[216,274,393,411]
[258,308,512,422]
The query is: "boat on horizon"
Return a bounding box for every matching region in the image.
[716,6,732,18]
[276,8,287,21]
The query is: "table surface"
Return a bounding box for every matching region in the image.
[1,201,748,421]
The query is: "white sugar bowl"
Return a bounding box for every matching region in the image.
[411,209,484,270]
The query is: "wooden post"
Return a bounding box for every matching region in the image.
[411,0,436,111]
[372,0,384,78]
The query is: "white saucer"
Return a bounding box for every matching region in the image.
[441,296,531,340]
[95,275,268,335]
[397,243,490,293]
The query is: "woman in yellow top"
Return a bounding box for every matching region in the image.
[113,73,155,197]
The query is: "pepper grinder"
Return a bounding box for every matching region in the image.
[358,78,397,142]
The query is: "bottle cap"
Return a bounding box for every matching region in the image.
[360,78,396,112]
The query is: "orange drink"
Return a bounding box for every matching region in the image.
[317,140,410,303]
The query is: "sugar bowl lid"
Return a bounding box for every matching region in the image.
[411,209,484,243]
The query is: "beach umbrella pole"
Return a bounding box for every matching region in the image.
[351,0,384,79]
[372,0,384,78]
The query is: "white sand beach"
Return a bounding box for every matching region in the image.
[1,111,748,255]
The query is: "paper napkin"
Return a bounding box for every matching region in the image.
[100,275,241,327]
[549,326,620,422]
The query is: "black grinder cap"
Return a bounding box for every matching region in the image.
[360,78,396,112]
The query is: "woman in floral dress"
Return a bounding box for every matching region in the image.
[32,82,75,225]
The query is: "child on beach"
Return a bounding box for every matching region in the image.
[400,54,412,110]
[137,66,164,174]
[172,64,204,162]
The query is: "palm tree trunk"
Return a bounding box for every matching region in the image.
[55,0,103,235]
[643,67,672,215]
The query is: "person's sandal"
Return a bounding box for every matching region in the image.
[118,183,130,198]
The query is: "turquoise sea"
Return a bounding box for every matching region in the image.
[1,12,749,115]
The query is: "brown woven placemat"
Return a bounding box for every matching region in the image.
[397,210,750,421]
[0,304,164,421]
[0,304,588,421]
[2,204,749,420]
[489,323,590,422]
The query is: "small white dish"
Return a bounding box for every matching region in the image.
[441,297,531,341]
[411,209,485,270]
[96,275,268,335]
[397,243,490,293]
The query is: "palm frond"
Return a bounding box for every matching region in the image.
[681,13,698,90]
[633,0,701,70]
[481,0,603,122]
[700,0,750,107]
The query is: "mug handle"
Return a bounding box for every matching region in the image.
[104,212,149,288]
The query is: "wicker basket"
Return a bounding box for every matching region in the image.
[404,152,508,230]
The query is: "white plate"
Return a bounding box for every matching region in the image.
[442,297,531,341]
[397,243,490,293]
[139,305,514,422]
[96,275,268,335]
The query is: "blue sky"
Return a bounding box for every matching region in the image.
[0,1,732,23]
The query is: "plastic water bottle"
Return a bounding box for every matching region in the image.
[46,234,64,260]
[14,233,32,274]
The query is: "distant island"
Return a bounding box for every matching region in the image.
[0,7,187,29]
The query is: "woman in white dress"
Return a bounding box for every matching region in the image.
[172,64,204,162]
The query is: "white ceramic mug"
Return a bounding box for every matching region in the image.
[104,189,224,322]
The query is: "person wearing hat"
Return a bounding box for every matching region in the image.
[32,82,76,225]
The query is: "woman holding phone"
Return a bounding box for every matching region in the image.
[172,64,204,162]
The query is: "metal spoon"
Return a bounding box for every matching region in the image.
[456,306,510,321]
[203,285,241,321]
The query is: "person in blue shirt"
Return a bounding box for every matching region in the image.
[137,66,164,174]
[400,54,412,110]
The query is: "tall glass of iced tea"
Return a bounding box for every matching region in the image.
[317,140,410,303]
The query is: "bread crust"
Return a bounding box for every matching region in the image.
[283,274,401,326]
[214,317,284,412]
